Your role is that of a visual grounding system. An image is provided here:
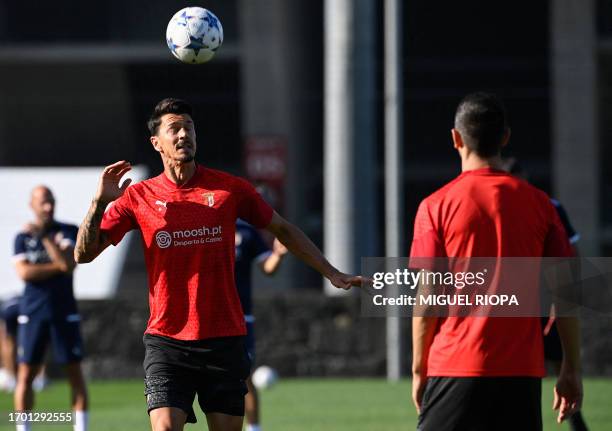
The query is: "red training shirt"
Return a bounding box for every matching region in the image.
[100,165,273,340]
[410,168,572,377]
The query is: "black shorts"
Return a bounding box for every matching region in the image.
[417,377,542,431]
[143,334,251,423]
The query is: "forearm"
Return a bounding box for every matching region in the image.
[275,223,337,279]
[412,316,438,376]
[75,199,108,263]
[41,237,75,273]
[17,262,63,283]
[555,316,581,373]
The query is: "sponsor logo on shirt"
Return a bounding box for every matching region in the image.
[155,231,172,248]
[155,225,223,248]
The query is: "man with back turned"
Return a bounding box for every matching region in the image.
[410,93,582,430]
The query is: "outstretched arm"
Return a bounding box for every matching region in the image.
[75,160,132,263]
[265,212,361,289]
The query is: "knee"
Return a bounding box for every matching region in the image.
[66,364,87,387]
[70,376,88,394]
[16,366,38,386]
[151,422,181,431]
[150,409,185,431]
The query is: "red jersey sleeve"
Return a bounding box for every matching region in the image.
[100,189,137,246]
[543,200,574,258]
[235,179,274,228]
[409,199,446,271]
[410,199,446,258]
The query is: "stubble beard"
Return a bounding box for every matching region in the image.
[177,154,195,163]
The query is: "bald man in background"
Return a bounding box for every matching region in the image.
[12,186,88,431]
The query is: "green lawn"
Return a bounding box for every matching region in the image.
[0,378,609,430]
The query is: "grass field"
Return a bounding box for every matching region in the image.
[0,378,609,430]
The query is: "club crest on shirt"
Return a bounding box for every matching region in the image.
[154,199,168,216]
[202,192,215,207]
[155,200,167,212]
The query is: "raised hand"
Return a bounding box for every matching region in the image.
[95,160,133,204]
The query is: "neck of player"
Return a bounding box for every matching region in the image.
[163,159,197,186]
[461,153,504,172]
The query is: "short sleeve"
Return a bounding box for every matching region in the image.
[13,233,27,262]
[543,201,574,258]
[100,190,137,246]
[409,200,446,271]
[409,200,446,258]
[236,179,274,229]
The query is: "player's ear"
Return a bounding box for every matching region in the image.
[451,128,464,150]
[150,136,162,153]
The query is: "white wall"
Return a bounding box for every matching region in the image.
[1,166,147,300]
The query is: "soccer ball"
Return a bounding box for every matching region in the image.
[166,7,224,64]
[251,366,279,390]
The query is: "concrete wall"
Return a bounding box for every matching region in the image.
[74,290,610,379]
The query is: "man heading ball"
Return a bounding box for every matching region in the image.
[74,98,361,431]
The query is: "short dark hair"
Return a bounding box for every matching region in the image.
[454,92,508,157]
[147,98,193,135]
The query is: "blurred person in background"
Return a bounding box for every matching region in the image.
[503,157,588,431]
[410,93,582,431]
[235,219,288,431]
[12,186,88,431]
[74,98,360,431]
[0,297,49,393]
[0,297,21,392]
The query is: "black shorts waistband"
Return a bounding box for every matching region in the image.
[143,333,245,348]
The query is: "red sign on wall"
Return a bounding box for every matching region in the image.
[244,135,287,211]
[244,136,287,183]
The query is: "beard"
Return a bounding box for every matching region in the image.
[173,149,195,163]
[177,154,195,162]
